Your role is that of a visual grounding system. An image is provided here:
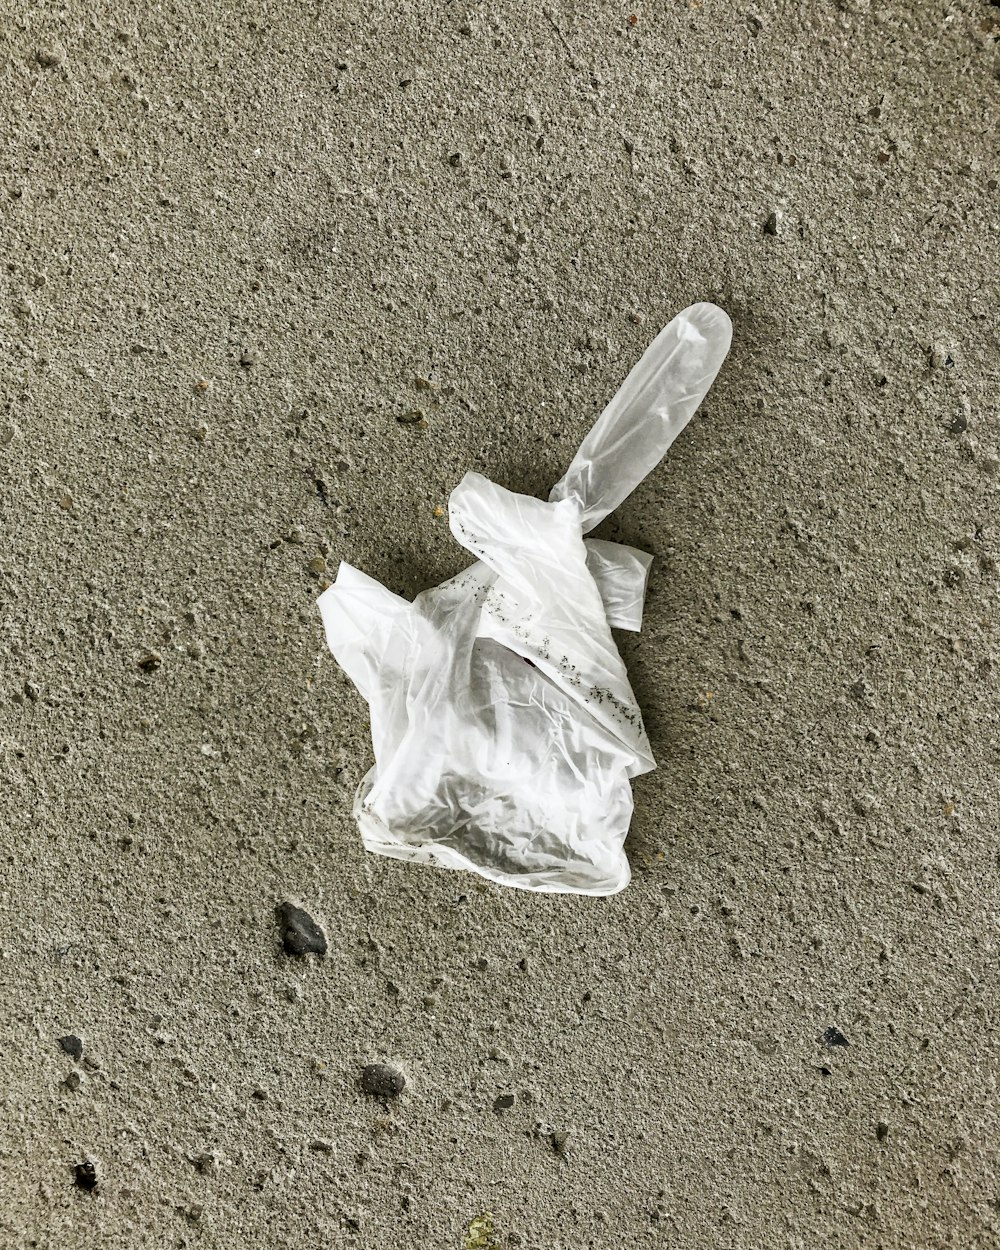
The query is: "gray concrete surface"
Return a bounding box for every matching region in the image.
[1,1,998,1246]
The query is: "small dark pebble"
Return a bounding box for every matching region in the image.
[493,1094,515,1113]
[822,1026,849,1047]
[276,902,327,957]
[949,413,969,434]
[763,210,779,235]
[137,650,162,673]
[819,1066,832,1076]
[58,1034,84,1060]
[876,1120,890,1142]
[74,1161,98,1192]
[359,1063,405,1099]
[64,1071,82,1092]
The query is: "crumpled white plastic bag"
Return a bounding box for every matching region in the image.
[319,303,732,895]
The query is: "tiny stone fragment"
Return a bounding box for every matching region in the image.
[763,210,780,235]
[74,1161,98,1192]
[928,343,955,369]
[276,902,327,956]
[822,1026,849,1047]
[193,1151,220,1176]
[359,1062,405,1098]
[58,1034,84,1059]
[876,1120,890,1142]
[137,650,162,673]
[493,1093,515,1112]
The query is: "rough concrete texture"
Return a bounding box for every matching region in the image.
[1,1,998,1247]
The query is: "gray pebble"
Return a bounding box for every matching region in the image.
[73,1160,98,1191]
[359,1062,405,1098]
[276,902,327,956]
[58,1034,83,1060]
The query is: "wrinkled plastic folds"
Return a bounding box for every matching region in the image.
[319,303,733,895]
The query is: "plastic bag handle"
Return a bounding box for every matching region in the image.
[549,302,732,532]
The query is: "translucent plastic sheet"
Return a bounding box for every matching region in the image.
[319,303,733,894]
